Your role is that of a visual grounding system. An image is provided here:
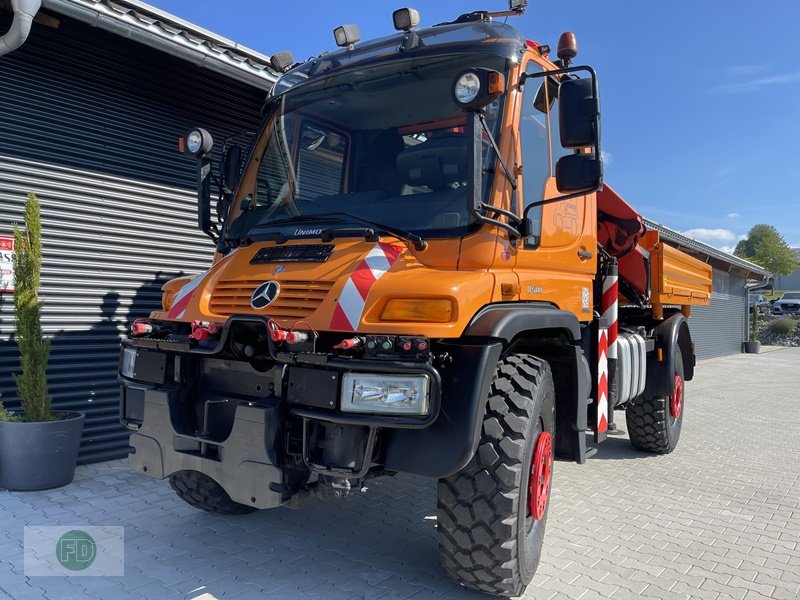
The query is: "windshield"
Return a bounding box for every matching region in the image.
[782,293,800,300]
[228,52,509,242]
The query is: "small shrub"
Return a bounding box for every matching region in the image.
[0,399,18,422]
[13,192,53,422]
[767,318,798,336]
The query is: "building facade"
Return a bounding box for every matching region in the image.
[0,0,274,463]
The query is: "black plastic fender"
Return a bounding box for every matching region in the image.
[384,304,588,476]
[383,341,503,477]
[650,313,695,397]
[462,302,582,343]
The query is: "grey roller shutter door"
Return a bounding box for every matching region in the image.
[689,269,747,359]
[0,14,265,462]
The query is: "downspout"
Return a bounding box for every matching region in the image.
[0,0,42,56]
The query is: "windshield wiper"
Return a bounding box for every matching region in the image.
[251,212,428,251]
[318,212,427,251]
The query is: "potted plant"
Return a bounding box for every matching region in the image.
[743,298,761,354]
[0,193,84,491]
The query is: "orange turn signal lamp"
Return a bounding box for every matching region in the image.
[380,298,454,323]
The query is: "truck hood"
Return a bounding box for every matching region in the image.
[156,239,497,337]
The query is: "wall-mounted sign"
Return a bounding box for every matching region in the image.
[0,235,14,293]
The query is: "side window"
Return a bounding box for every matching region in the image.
[520,70,571,248]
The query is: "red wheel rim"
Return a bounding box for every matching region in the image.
[669,374,683,419]
[528,431,553,521]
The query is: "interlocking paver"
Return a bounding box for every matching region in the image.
[1,347,798,599]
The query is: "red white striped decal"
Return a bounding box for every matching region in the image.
[166,250,238,320]
[330,242,404,331]
[601,273,618,360]
[597,326,609,433]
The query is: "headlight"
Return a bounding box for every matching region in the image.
[120,347,138,379]
[452,68,505,111]
[184,128,213,157]
[341,373,429,415]
[453,72,481,105]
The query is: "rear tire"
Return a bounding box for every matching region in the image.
[169,470,256,515]
[436,354,555,596]
[626,348,685,453]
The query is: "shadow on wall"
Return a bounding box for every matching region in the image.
[0,271,182,460]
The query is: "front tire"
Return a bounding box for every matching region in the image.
[436,354,555,596]
[626,348,685,453]
[169,470,257,515]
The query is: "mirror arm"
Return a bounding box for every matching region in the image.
[470,208,522,242]
[520,64,597,86]
[521,183,602,222]
[197,156,218,244]
[478,113,518,196]
[519,63,603,221]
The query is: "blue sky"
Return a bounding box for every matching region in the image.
[150,1,800,251]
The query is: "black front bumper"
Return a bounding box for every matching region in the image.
[120,334,502,495]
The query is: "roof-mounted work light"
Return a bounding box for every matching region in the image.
[184,128,213,158]
[333,24,360,48]
[270,50,294,74]
[393,8,420,31]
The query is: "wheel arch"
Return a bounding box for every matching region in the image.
[384,304,591,477]
[651,313,695,398]
[465,304,590,464]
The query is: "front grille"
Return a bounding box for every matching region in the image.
[210,279,333,319]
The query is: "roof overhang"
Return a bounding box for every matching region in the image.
[40,0,277,90]
[645,218,771,287]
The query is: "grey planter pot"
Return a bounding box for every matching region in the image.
[0,412,84,491]
[743,341,761,354]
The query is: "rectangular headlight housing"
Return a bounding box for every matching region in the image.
[120,346,138,379]
[341,373,429,415]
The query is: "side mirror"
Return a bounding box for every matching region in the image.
[558,77,599,148]
[555,153,602,193]
[222,144,243,195]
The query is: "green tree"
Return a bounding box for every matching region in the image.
[11,192,53,422]
[734,224,799,276]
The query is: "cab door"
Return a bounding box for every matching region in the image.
[513,54,597,320]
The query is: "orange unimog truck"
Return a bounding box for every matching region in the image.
[119,4,711,595]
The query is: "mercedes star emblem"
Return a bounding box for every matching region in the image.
[250,281,280,309]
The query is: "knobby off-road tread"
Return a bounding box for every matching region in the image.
[169,470,256,515]
[625,396,671,453]
[626,348,684,454]
[437,354,551,596]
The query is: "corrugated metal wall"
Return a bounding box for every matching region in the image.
[689,268,747,359]
[0,12,265,462]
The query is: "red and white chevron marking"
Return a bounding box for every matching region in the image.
[597,326,609,433]
[330,242,404,331]
[166,250,238,320]
[601,272,618,360]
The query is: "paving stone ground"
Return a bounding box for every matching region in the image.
[1,347,799,600]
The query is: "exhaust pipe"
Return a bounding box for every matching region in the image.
[0,0,42,57]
